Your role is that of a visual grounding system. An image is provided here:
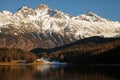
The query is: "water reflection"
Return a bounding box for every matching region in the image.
[0,65,120,80]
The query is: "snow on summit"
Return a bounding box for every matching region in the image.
[0,4,120,40]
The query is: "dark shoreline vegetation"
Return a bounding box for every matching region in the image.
[0,48,37,63]
[0,36,120,64]
[31,36,120,64]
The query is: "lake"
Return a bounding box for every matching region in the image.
[0,64,120,80]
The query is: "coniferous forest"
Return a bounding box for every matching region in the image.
[31,37,120,64]
[0,37,120,64]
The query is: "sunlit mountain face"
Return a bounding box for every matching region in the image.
[0,4,120,51]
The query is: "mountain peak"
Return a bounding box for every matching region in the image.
[86,11,98,17]
[85,11,102,21]
[18,6,31,11]
[2,10,12,15]
[15,6,35,18]
[36,4,50,10]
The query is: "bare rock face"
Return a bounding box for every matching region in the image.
[0,31,72,51]
[0,4,120,51]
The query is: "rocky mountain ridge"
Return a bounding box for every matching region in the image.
[0,4,120,50]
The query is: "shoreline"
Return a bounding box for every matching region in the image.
[0,62,120,66]
[0,62,51,66]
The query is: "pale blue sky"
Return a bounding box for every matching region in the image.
[0,0,120,21]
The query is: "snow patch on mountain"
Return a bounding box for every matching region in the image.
[0,4,120,48]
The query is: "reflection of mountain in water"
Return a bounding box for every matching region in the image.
[0,65,120,80]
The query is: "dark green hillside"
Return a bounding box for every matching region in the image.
[31,37,120,64]
[49,40,120,64]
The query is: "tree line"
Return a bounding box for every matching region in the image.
[0,48,37,63]
[36,40,120,64]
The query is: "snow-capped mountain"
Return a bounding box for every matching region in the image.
[0,4,120,50]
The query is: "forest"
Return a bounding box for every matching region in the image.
[0,48,37,63]
[0,36,120,64]
[31,37,120,64]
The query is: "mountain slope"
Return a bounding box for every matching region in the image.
[30,36,120,53]
[33,37,120,64]
[0,4,120,50]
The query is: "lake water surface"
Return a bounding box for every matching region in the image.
[0,65,120,80]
